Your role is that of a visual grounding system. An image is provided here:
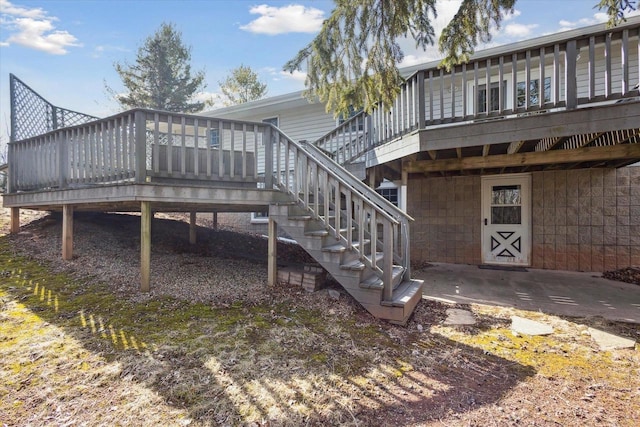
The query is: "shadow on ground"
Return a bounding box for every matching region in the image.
[0,214,536,426]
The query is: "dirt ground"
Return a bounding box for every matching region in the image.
[1,206,639,426]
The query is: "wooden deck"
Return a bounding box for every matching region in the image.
[3,109,421,323]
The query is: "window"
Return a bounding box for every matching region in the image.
[376,179,399,207]
[262,117,278,127]
[477,81,506,113]
[491,184,522,224]
[210,128,219,148]
[251,211,269,223]
[516,77,551,108]
[337,106,364,131]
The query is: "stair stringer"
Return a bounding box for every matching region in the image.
[269,203,422,324]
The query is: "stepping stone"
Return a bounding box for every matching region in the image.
[511,316,553,336]
[444,308,476,326]
[588,327,636,350]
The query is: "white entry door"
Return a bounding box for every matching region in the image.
[481,174,531,266]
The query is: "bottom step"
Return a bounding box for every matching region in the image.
[365,279,423,325]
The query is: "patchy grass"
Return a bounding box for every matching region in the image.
[1,212,639,426]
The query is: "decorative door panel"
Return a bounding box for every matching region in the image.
[481,174,531,266]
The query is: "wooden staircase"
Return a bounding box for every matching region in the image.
[270,203,422,324]
[267,133,423,324]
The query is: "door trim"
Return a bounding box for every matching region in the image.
[481,173,532,266]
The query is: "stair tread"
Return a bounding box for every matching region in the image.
[288,215,312,221]
[387,279,423,307]
[359,266,405,289]
[305,229,329,237]
[340,259,366,271]
[326,240,370,254]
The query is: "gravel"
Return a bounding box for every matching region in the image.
[4,210,317,307]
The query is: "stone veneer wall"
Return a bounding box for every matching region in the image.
[531,166,640,271]
[407,175,482,265]
[406,166,640,272]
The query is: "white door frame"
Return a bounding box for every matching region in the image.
[481,173,532,266]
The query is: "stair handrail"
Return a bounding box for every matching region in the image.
[300,139,413,224]
[268,124,413,292]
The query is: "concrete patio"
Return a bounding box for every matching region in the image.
[418,263,640,323]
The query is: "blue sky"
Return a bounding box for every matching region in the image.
[1,0,638,142]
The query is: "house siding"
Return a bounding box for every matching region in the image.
[210,101,336,144]
[407,166,640,271]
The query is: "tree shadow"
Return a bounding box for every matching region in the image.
[0,213,536,426]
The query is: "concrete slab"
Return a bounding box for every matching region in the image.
[418,263,640,323]
[511,316,554,336]
[444,308,476,326]
[588,327,637,350]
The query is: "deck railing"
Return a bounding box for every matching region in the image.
[6,109,267,192]
[316,18,640,163]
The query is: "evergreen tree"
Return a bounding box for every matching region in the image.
[112,22,207,113]
[284,0,636,117]
[219,65,268,106]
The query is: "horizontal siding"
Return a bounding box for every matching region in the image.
[209,102,336,144]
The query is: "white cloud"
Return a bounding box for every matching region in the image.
[279,69,306,83]
[0,0,81,54]
[558,14,608,31]
[504,23,538,37]
[502,8,521,21]
[240,4,325,35]
[0,0,45,19]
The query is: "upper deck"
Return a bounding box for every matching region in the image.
[315,18,640,175]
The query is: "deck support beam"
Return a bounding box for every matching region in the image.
[140,201,152,292]
[10,207,20,234]
[189,211,197,245]
[267,217,277,286]
[62,205,73,260]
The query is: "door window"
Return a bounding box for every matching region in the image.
[491,184,521,224]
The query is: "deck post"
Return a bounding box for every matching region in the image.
[212,212,218,230]
[58,130,68,189]
[10,207,20,234]
[417,70,426,129]
[565,40,578,110]
[189,211,197,245]
[267,216,277,286]
[264,126,274,189]
[400,168,408,212]
[134,110,147,183]
[140,201,152,292]
[62,205,73,260]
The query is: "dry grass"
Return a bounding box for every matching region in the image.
[1,207,639,426]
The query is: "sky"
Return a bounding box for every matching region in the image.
[1,0,639,144]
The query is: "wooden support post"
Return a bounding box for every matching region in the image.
[140,201,152,292]
[267,217,277,286]
[62,205,73,260]
[10,207,20,234]
[189,211,197,245]
[368,167,376,189]
[400,168,408,212]
[212,212,218,230]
